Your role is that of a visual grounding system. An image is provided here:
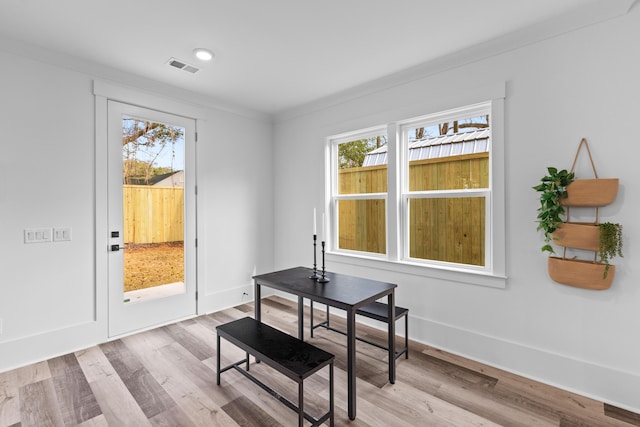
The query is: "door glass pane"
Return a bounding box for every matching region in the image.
[122,115,185,303]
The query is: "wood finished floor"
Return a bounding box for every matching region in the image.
[1,295,639,427]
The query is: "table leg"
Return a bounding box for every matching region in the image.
[298,296,304,340]
[346,308,356,420]
[254,281,261,321]
[388,292,396,384]
[254,281,262,364]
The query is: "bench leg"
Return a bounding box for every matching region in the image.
[405,312,409,359]
[298,381,304,427]
[330,362,334,427]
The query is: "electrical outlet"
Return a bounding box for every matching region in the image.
[53,227,72,242]
[24,228,52,243]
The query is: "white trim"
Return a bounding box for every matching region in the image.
[326,87,506,288]
[410,313,640,414]
[334,193,387,200]
[93,80,206,121]
[386,123,400,262]
[398,101,494,274]
[95,94,109,339]
[326,252,506,289]
[0,320,102,374]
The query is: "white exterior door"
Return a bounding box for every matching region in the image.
[107,100,197,337]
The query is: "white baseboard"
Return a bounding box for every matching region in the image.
[0,320,103,374]
[283,294,640,414]
[411,314,640,414]
[198,283,256,315]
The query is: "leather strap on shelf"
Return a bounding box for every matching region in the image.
[569,138,598,178]
[565,138,599,262]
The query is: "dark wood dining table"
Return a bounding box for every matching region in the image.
[253,266,397,420]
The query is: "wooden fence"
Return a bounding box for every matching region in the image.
[123,185,184,244]
[338,152,488,265]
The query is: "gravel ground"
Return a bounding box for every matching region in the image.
[124,242,184,292]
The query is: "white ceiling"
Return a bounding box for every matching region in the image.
[0,0,632,116]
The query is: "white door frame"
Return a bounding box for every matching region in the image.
[94,81,202,338]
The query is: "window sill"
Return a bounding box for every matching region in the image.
[325,251,507,289]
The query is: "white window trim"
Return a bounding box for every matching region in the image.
[328,126,389,257]
[399,101,493,272]
[325,88,506,289]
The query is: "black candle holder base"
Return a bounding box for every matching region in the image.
[317,240,330,282]
[309,234,320,279]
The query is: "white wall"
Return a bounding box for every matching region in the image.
[0,43,273,371]
[272,6,640,413]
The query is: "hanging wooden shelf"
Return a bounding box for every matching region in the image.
[548,257,614,290]
[552,222,600,252]
[560,178,618,207]
[545,138,621,290]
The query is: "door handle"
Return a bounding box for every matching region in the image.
[110,244,125,252]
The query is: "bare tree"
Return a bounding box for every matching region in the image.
[122,118,183,184]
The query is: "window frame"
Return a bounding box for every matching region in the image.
[329,126,389,258]
[399,102,493,272]
[326,92,506,289]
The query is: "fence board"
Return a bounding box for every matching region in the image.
[123,185,184,244]
[338,153,487,264]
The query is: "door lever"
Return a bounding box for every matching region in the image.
[110,244,125,252]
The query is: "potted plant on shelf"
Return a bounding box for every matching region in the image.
[533,167,575,253]
[598,222,623,279]
[534,139,622,290]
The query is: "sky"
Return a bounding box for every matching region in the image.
[122,116,185,170]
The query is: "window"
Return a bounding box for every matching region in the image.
[332,128,388,255]
[401,103,490,268]
[327,99,506,287]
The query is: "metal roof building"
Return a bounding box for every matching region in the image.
[362,128,490,167]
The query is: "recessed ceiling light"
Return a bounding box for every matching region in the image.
[193,48,214,61]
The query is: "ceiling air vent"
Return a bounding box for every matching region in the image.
[167,57,199,74]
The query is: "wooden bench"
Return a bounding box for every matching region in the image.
[310,301,409,360]
[217,317,334,427]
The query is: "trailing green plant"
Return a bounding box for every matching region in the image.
[533,167,575,254]
[598,222,623,279]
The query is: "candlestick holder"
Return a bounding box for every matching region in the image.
[317,240,330,283]
[309,234,320,279]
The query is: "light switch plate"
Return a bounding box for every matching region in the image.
[53,227,72,242]
[24,228,52,243]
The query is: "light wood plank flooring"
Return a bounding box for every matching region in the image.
[1,295,639,426]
